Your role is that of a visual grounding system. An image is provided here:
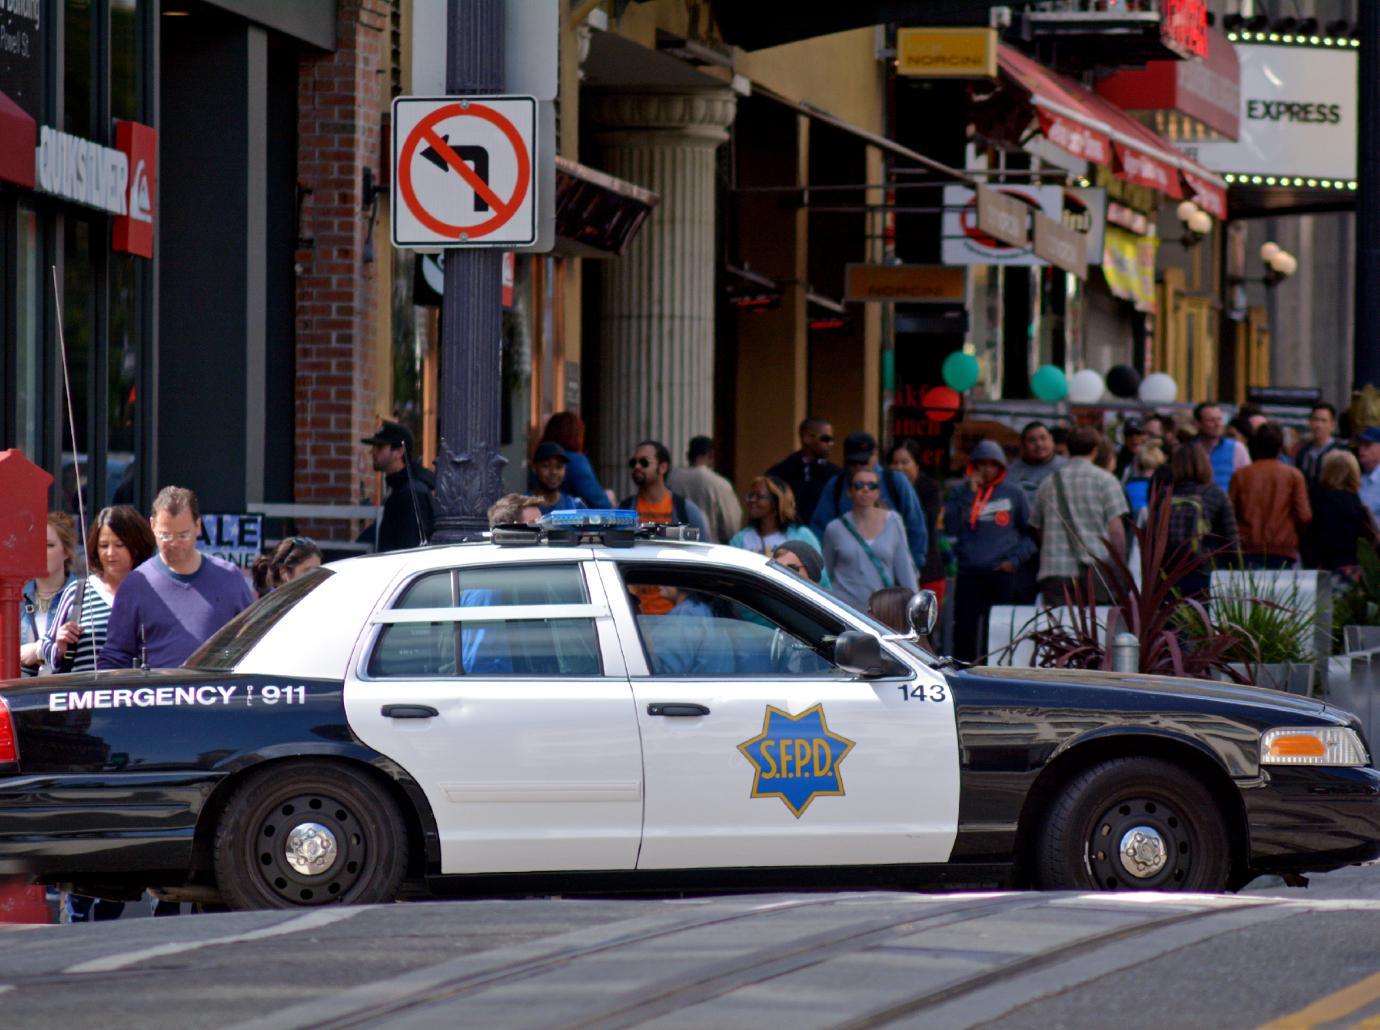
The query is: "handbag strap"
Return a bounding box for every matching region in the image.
[1052,469,1096,564]
[841,514,894,588]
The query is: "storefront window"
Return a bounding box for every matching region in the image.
[111,0,142,122]
[64,0,95,139]
[109,255,139,502]
[62,217,95,515]
[14,206,42,463]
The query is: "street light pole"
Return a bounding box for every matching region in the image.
[432,0,506,542]
[1356,1,1380,390]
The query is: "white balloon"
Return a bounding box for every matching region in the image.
[1067,369,1106,405]
[1139,372,1178,404]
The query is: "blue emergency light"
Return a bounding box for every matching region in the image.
[539,509,640,530]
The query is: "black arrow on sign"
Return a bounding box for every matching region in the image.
[419,135,492,213]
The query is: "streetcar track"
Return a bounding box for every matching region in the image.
[250,892,1040,1030]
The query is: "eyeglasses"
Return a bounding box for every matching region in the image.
[817,434,834,443]
[628,457,654,469]
[155,530,197,543]
[744,492,772,502]
[850,480,880,491]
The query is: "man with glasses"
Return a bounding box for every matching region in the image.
[768,417,841,525]
[99,486,255,671]
[619,441,711,617]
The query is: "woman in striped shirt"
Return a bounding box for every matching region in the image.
[40,506,156,674]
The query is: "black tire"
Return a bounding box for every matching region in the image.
[1035,756,1231,893]
[213,761,408,910]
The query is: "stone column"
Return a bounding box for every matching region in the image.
[587,89,736,490]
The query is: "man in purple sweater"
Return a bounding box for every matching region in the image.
[98,487,256,670]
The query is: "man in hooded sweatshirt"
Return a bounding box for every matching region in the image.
[942,439,1036,662]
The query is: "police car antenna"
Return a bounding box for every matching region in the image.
[51,266,88,542]
[402,437,427,546]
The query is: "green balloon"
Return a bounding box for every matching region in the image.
[1030,364,1068,402]
[941,351,980,392]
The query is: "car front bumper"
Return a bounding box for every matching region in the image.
[1244,765,1380,873]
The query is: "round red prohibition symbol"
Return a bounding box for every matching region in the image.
[398,102,531,239]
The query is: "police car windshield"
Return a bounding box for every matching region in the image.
[186,568,335,671]
[768,561,937,667]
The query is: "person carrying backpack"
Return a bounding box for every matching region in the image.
[810,432,928,573]
[1163,441,1238,599]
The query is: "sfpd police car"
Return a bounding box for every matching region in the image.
[1,511,1378,909]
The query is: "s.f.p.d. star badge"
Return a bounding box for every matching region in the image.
[737,703,855,817]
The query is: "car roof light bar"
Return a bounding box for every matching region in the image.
[490,510,701,548]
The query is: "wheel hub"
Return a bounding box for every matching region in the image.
[1118,825,1168,878]
[284,821,338,876]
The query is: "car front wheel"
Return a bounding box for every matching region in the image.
[213,761,408,910]
[1035,756,1231,892]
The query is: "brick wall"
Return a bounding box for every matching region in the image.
[294,0,389,535]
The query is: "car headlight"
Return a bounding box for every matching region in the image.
[1260,727,1369,767]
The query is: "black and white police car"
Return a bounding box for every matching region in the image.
[1,510,1377,909]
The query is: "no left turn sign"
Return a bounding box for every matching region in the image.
[391,95,537,248]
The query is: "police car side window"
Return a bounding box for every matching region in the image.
[368,564,599,678]
[619,566,840,678]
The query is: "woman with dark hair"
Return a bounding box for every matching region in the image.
[252,537,324,597]
[729,475,822,554]
[535,412,611,509]
[887,439,947,604]
[1160,443,1238,599]
[39,506,157,676]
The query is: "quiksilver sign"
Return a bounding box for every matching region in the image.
[34,125,129,215]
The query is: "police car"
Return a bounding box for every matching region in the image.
[0,511,1377,909]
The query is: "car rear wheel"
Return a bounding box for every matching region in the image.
[213,762,408,910]
[1035,756,1231,892]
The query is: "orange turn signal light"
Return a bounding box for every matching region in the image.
[1266,734,1327,759]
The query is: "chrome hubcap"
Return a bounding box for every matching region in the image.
[284,822,338,876]
[1119,825,1168,878]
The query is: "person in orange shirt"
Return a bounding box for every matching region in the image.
[619,440,710,614]
[1228,422,1312,569]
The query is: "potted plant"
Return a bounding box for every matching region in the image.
[1176,568,1316,695]
[1018,489,1251,681]
[1332,539,1380,653]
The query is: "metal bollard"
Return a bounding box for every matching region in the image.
[1111,632,1140,673]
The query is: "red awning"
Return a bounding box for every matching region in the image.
[996,45,1226,219]
[0,91,36,190]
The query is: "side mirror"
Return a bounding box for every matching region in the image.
[834,630,886,677]
[907,589,939,637]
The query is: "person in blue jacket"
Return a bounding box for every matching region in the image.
[810,431,928,574]
[532,412,610,509]
[942,439,1036,663]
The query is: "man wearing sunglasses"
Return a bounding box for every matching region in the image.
[99,486,255,671]
[767,417,841,525]
[619,440,712,616]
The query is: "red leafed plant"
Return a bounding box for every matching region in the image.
[1020,486,1255,681]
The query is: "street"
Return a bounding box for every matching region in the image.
[5,868,1380,1029]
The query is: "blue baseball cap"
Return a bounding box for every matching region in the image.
[1358,427,1380,445]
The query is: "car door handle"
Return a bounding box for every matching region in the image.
[647,703,710,717]
[381,704,439,719]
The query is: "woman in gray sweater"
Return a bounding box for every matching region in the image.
[822,466,919,611]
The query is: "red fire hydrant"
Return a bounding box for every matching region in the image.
[0,449,55,923]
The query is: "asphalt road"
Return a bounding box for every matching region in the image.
[4,869,1380,1029]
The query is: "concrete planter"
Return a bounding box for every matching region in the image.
[1226,662,1315,696]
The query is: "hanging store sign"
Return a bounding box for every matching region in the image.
[942,185,1105,269]
[1096,27,1240,141]
[896,27,997,78]
[1033,213,1087,279]
[976,187,1028,248]
[1102,227,1158,313]
[1176,44,1357,183]
[844,264,965,303]
[32,121,158,257]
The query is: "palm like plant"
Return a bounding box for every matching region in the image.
[1024,487,1254,680]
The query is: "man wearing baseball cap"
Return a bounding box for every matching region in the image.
[361,420,436,552]
[530,442,587,515]
[809,430,928,574]
[1357,426,1380,522]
